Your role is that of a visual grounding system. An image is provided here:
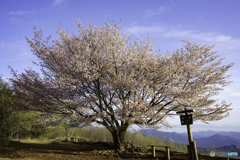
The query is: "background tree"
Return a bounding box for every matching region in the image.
[0,75,19,145]
[29,111,65,138]
[0,75,66,141]
[13,110,63,139]
[8,19,234,150]
[64,115,92,139]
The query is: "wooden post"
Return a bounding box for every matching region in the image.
[187,124,193,142]
[187,145,193,160]
[151,146,156,157]
[177,108,199,160]
[187,119,195,160]
[191,141,198,160]
[165,147,170,160]
[186,111,198,160]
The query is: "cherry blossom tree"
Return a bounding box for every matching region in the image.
[8,19,234,150]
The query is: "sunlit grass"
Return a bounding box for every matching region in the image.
[11,137,50,144]
[8,125,221,157]
[37,126,190,153]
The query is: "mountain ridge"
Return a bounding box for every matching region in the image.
[195,134,240,148]
[179,130,240,139]
[138,129,240,150]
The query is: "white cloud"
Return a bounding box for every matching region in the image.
[53,0,68,7]
[8,10,36,16]
[0,40,32,59]
[102,14,111,18]
[231,93,240,97]
[0,42,6,48]
[7,17,25,28]
[159,28,234,43]
[185,33,232,43]
[128,26,166,35]
[127,25,240,52]
[162,29,194,38]
[144,6,170,18]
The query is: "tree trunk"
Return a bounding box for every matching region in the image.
[111,125,128,150]
[65,127,69,137]
[70,127,74,137]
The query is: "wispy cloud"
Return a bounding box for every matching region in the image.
[128,26,167,35]
[8,10,36,16]
[127,25,240,51]
[144,6,170,18]
[0,42,6,48]
[101,14,111,18]
[162,30,233,43]
[7,17,25,28]
[0,40,32,59]
[231,93,240,97]
[53,0,68,7]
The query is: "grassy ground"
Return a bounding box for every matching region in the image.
[0,126,231,160]
[0,136,230,160]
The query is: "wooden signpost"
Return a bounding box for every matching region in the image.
[176,108,198,160]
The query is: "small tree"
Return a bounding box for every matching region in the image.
[0,75,19,145]
[63,115,91,138]
[8,19,234,150]
[31,112,65,138]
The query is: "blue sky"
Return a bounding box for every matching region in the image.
[0,0,240,133]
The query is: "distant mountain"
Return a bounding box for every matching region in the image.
[180,130,240,140]
[139,129,240,150]
[140,129,189,144]
[195,134,240,148]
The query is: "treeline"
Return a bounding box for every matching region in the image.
[0,75,72,146]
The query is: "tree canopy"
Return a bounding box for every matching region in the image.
[8,19,234,150]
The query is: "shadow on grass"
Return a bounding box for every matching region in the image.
[0,140,231,160]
